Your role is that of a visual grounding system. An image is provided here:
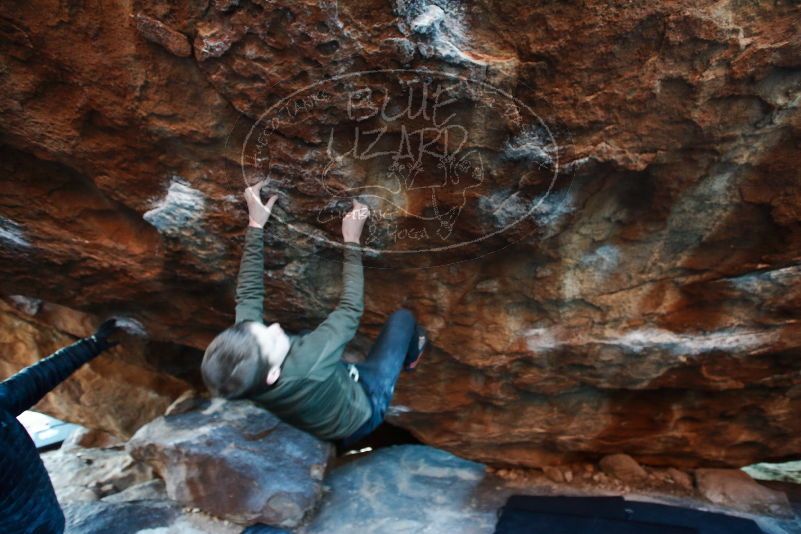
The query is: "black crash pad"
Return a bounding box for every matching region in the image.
[495,495,764,534]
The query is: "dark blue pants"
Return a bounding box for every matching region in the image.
[339,308,419,448]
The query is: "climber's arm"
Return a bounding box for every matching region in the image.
[0,320,119,416]
[234,181,277,324]
[234,226,266,323]
[301,200,368,377]
[309,246,364,346]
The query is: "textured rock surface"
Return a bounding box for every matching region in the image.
[2,0,801,467]
[100,480,166,504]
[599,453,648,483]
[46,439,801,531]
[44,434,241,533]
[745,461,801,485]
[305,445,495,533]
[666,467,694,492]
[63,500,240,534]
[42,445,155,504]
[62,427,125,450]
[127,399,333,527]
[694,468,793,517]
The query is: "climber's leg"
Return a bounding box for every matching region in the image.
[339,308,419,447]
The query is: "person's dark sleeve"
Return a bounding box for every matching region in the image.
[301,247,364,378]
[0,336,107,417]
[234,226,265,324]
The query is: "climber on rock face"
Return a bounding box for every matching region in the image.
[201,180,428,448]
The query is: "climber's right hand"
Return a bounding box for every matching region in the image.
[342,199,369,244]
[91,318,122,351]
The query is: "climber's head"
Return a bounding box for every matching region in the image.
[201,321,291,398]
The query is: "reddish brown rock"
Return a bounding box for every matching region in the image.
[62,427,124,450]
[666,468,694,492]
[694,468,793,517]
[542,466,565,483]
[599,454,647,483]
[134,13,192,58]
[1,0,801,468]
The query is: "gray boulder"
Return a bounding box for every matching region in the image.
[305,445,495,533]
[64,500,240,534]
[42,446,154,503]
[101,479,167,503]
[127,399,333,528]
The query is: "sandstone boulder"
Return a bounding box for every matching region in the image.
[127,399,333,528]
[100,480,166,503]
[41,445,154,503]
[62,427,124,450]
[694,469,793,517]
[306,445,494,533]
[63,500,239,534]
[542,466,565,483]
[666,467,694,491]
[599,454,648,483]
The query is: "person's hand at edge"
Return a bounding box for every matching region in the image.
[91,318,122,351]
[244,179,278,229]
[342,199,369,244]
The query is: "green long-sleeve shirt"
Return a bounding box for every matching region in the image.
[235,226,372,441]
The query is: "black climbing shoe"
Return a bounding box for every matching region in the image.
[404,325,428,371]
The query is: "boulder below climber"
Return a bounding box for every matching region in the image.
[63,500,239,534]
[127,399,333,528]
[306,445,496,533]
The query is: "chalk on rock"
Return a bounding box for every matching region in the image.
[382,37,416,64]
[411,5,445,35]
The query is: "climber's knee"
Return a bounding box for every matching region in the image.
[388,308,415,325]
